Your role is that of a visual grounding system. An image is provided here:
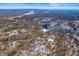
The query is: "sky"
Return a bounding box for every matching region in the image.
[0,3,79,9]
